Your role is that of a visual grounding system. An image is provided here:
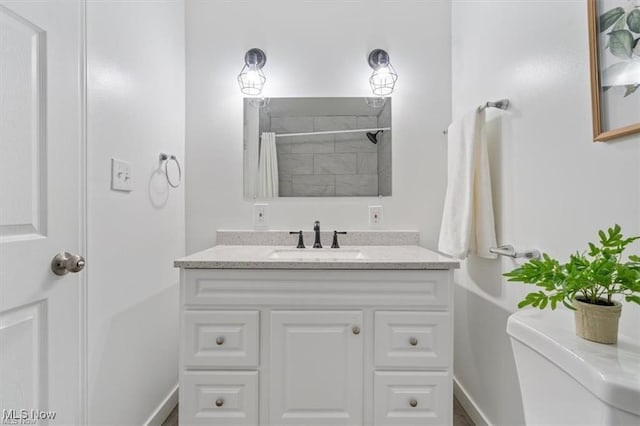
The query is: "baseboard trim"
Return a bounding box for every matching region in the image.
[454,377,492,426]
[144,384,178,426]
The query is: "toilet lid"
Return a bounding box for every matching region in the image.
[507,309,640,416]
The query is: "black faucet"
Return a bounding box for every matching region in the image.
[289,230,305,248]
[331,231,347,248]
[313,221,322,248]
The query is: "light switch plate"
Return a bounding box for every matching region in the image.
[111,158,132,192]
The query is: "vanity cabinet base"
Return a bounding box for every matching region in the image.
[179,269,454,426]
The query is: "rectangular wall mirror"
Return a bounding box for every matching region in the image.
[244,97,392,199]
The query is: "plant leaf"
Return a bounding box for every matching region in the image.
[625,295,640,305]
[599,229,607,242]
[628,9,640,33]
[600,7,626,32]
[539,296,548,310]
[614,15,627,31]
[624,84,640,97]
[608,30,634,58]
[602,61,640,87]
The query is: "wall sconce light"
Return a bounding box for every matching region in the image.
[237,48,267,96]
[367,49,398,96]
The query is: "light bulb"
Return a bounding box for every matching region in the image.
[369,64,398,96]
[371,66,391,85]
[238,63,266,96]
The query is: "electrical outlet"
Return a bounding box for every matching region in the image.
[111,158,132,192]
[254,203,268,228]
[369,205,383,226]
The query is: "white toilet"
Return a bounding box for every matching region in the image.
[507,309,640,425]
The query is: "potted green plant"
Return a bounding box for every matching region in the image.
[504,224,640,344]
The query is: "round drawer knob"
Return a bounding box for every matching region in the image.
[409,337,418,346]
[409,399,418,408]
[215,398,224,407]
[216,336,225,345]
[352,326,360,335]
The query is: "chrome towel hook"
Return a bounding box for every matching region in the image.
[159,153,181,188]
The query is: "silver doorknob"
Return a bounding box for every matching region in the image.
[216,336,225,345]
[352,326,360,335]
[215,398,224,407]
[409,337,418,346]
[409,399,418,408]
[51,251,86,276]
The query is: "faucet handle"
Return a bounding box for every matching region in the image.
[289,231,305,249]
[331,231,347,248]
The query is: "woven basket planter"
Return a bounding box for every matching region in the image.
[573,297,622,344]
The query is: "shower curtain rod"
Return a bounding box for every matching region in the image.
[274,127,391,138]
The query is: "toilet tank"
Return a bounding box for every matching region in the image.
[507,309,640,426]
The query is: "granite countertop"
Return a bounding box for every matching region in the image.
[174,245,459,270]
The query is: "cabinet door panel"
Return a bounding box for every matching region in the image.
[270,310,363,425]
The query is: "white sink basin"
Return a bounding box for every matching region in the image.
[268,248,367,260]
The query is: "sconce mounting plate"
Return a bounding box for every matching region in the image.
[245,48,266,68]
[368,49,390,69]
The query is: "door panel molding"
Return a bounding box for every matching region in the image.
[0,301,47,413]
[0,4,47,242]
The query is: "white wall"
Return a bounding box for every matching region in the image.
[185,0,451,253]
[452,1,640,424]
[87,1,185,424]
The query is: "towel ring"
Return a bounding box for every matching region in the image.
[159,153,181,188]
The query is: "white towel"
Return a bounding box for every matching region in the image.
[438,108,497,259]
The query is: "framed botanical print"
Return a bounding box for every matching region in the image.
[588,0,640,141]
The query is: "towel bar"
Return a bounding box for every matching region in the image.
[443,98,510,135]
[489,245,540,260]
[481,99,510,111]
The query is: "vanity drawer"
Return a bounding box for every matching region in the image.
[181,370,259,426]
[374,311,450,368]
[184,311,259,368]
[373,371,450,426]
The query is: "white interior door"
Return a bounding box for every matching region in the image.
[0,1,84,424]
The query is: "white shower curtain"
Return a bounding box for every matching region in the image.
[257,132,279,198]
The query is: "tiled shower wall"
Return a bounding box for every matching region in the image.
[273,115,381,196]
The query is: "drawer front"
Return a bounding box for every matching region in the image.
[375,311,450,368]
[184,311,259,368]
[374,371,450,426]
[181,371,259,426]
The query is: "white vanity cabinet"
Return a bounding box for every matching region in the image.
[178,266,454,426]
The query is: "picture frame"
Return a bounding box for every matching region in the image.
[588,0,640,142]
